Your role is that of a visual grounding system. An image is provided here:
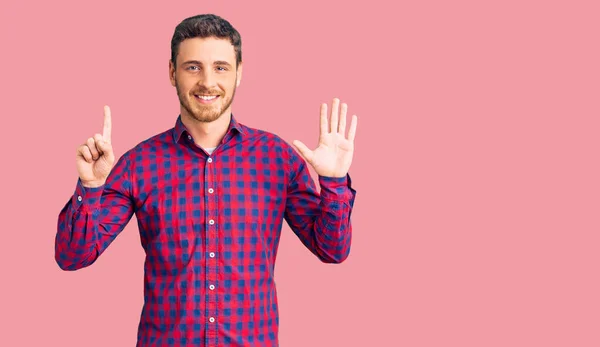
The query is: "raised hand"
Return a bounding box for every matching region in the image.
[76,106,115,188]
[292,98,357,178]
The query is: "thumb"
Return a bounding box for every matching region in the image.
[97,139,115,163]
[292,140,313,163]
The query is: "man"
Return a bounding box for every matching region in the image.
[55,14,357,347]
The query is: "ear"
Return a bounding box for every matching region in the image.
[169,60,176,87]
[236,62,243,87]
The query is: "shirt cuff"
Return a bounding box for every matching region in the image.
[72,178,104,213]
[318,174,357,202]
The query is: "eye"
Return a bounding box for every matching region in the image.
[186,66,200,71]
[216,66,228,71]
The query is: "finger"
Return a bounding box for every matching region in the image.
[103,105,112,144]
[330,98,339,133]
[319,103,327,139]
[292,140,314,163]
[77,145,93,163]
[339,103,347,135]
[93,134,105,156]
[348,115,358,142]
[87,137,99,160]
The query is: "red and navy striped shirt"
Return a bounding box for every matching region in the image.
[55,114,356,346]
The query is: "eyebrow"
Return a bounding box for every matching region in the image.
[181,60,233,67]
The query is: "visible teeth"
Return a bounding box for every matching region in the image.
[197,95,217,100]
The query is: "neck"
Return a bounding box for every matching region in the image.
[181,109,232,148]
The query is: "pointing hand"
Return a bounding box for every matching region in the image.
[76,106,115,188]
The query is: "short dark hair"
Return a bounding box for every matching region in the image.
[171,14,242,68]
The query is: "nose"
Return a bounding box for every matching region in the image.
[198,69,217,90]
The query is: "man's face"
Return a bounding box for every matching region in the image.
[170,37,242,123]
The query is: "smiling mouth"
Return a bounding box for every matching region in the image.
[194,94,220,104]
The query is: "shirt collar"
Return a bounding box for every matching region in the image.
[173,114,245,143]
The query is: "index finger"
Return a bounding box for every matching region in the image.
[103,105,112,143]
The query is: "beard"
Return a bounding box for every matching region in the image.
[175,78,237,123]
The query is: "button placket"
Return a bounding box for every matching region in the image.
[204,153,218,337]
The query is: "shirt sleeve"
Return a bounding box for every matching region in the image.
[283,150,357,263]
[55,153,135,270]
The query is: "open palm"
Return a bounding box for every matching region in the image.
[293,98,358,178]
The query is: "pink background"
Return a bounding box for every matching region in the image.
[1,0,600,346]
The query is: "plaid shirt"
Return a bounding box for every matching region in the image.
[55,115,356,346]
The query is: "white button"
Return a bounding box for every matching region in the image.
[209,317,215,323]
[209,219,215,225]
[207,158,213,163]
[209,284,215,290]
[187,134,192,140]
[208,188,214,194]
[209,252,215,258]
[77,196,82,202]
